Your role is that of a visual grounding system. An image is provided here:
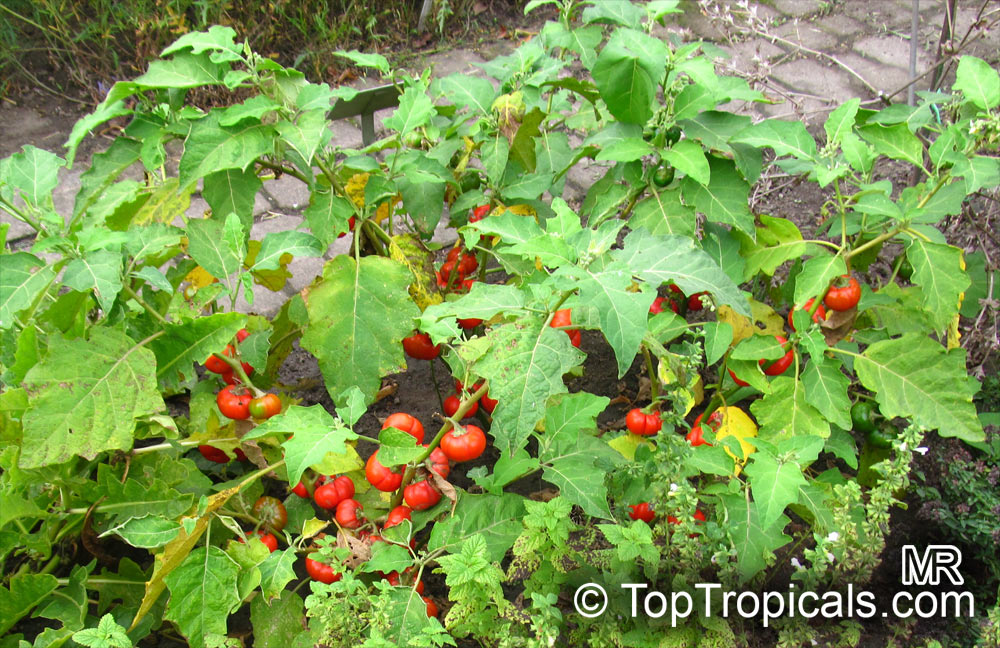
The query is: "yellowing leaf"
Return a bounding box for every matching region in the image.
[345,173,369,208]
[608,433,653,461]
[750,298,785,336]
[310,443,364,475]
[714,406,758,475]
[497,203,537,219]
[185,265,216,288]
[717,305,753,344]
[387,234,440,311]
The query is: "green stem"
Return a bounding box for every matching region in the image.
[255,159,308,183]
[122,284,169,325]
[642,345,660,403]
[846,225,906,260]
[0,195,45,233]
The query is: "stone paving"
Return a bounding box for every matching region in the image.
[2,0,998,315]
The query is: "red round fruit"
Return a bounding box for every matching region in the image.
[292,481,309,498]
[403,480,441,510]
[649,296,666,314]
[685,425,711,447]
[424,596,438,618]
[337,216,357,239]
[305,556,341,584]
[443,394,478,419]
[480,392,498,414]
[253,496,288,532]
[550,308,572,329]
[824,275,861,311]
[385,505,413,529]
[221,370,240,385]
[457,317,483,329]
[427,446,450,479]
[629,502,655,523]
[458,252,478,275]
[625,408,661,436]
[240,530,278,553]
[366,451,403,492]
[668,284,685,298]
[728,368,750,387]
[470,204,490,222]
[198,444,230,463]
[688,292,708,311]
[694,509,706,522]
[760,335,794,376]
[249,393,281,419]
[217,385,252,420]
[204,349,231,374]
[314,476,355,510]
[788,298,828,331]
[567,329,582,348]
[335,498,363,529]
[382,412,425,444]
[402,332,440,360]
[440,424,487,462]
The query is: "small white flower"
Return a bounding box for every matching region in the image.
[791,557,803,570]
[669,483,678,493]
[914,446,929,456]
[899,442,908,452]
[826,552,835,562]
[826,531,840,542]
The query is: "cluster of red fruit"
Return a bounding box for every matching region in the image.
[649,284,710,316]
[203,329,282,421]
[627,502,706,534]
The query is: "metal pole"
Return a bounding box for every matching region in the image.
[908,0,919,106]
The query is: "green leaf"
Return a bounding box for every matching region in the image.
[681,156,755,238]
[72,613,133,648]
[824,98,860,146]
[793,253,847,305]
[613,229,750,317]
[824,428,858,469]
[334,50,390,74]
[628,187,696,238]
[858,123,925,168]
[300,255,420,404]
[418,283,527,341]
[178,110,275,190]
[952,155,1000,194]
[0,252,57,330]
[435,74,495,114]
[65,100,134,167]
[688,443,737,476]
[801,357,852,431]
[73,138,142,220]
[186,213,246,283]
[745,452,807,529]
[536,393,617,519]
[703,322,733,365]
[953,56,1000,110]
[257,549,298,602]
[0,573,59,635]
[591,29,660,124]
[134,51,226,89]
[427,493,525,562]
[466,318,585,456]
[906,239,970,330]
[383,81,434,136]
[663,139,710,185]
[738,215,807,278]
[249,590,304,648]
[253,231,323,271]
[161,25,240,57]
[219,95,281,126]
[274,109,330,178]
[582,0,646,26]
[2,145,65,207]
[375,426,424,466]
[481,135,509,187]
[732,119,817,161]
[397,170,445,234]
[720,494,790,582]
[62,249,123,313]
[20,328,163,468]
[244,405,359,487]
[202,168,262,231]
[854,335,983,442]
[164,546,241,648]
[594,137,653,162]
[510,107,545,172]
[303,186,354,247]
[750,377,830,441]
[106,516,181,548]
[151,312,245,391]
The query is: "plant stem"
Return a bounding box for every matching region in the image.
[0,195,45,233]
[122,284,169,325]
[642,345,660,403]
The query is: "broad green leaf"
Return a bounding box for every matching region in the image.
[94,465,194,526]
[536,393,617,518]
[249,590,304,648]
[125,223,184,263]
[418,283,527,341]
[202,168,262,230]
[300,255,420,404]
[591,29,659,124]
[274,109,330,179]
[257,549,299,602]
[106,516,181,549]
[65,100,133,166]
[219,95,281,126]
[793,482,835,532]
[134,51,226,89]
[702,222,745,284]
[253,231,324,271]
[793,253,847,305]
[397,170,446,234]
[0,252,56,330]
[161,25,240,57]
[73,138,142,220]
[745,452,807,529]
[679,110,752,151]
[732,119,817,161]
[824,428,858,469]
[466,318,585,456]
[427,493,525,562]
[2,145,65,207]
[681,156,755,237]
[801,357,852,431]
[594,137,653,162]
[906,239,970,330]
[824,98,859,146]
[858,123,925,168]
[703,322,733,365]
[178,110,275,190]
[434,74,495,114]
[953,56,1000,110]
[952,155,1000,194]
[582,0,646,25]
[152,312,244,390]
[334,50,390,74]
[628,187,697,237]
[186,213,246,282]
[62,249,123,313]
[841,132,876,174]
[383,81,434,136]
[0,573,59,635]
[164,546,241,648]
[244,405,360,493]
[750,376,830,441]
[303,185,354,246]
[688,443,737,476]
[854,335,982,442]
[374,426,424,467]
[481,135,509,186]
[20,328,163,468]
[730,334,789,362]
[613,229,750,317]
[738,215,807,278]
[720,494,790,582]
[510,107,545,172]
[663,139,710,185]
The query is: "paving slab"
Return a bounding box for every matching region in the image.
[771,0,827,19]
[854,33,931,70]
[812,13,866,37]
[775,20,840,51]
[835,51,914,96]
[771,57,858,104]
[261,175,312,212]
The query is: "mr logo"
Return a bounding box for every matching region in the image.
[901,545,964,586]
